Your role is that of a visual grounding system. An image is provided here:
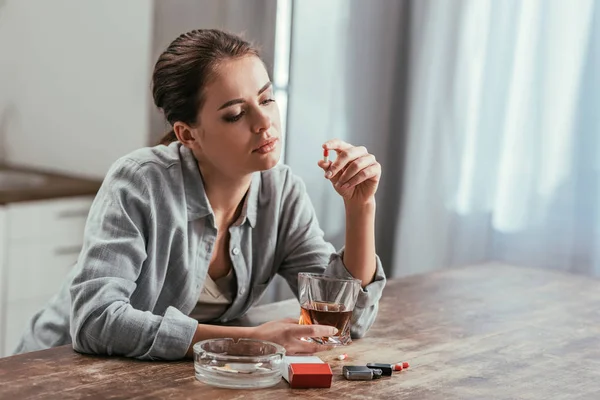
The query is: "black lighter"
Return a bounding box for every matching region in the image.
[366,363,394,376]
[343,366,383,381]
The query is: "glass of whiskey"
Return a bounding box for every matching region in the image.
[297,273,361,345]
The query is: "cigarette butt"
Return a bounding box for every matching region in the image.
[336,354,348,361]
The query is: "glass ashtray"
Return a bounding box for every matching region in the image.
[193,338,286,389]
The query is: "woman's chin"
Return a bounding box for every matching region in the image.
[252,151,281,171]
[262,155,281,170]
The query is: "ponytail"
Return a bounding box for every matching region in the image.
[158,129,178,146]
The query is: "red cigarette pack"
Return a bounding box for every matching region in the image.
[288,363,333,389]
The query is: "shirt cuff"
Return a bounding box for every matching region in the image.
[325,247,386,309]
[144,306,198,360]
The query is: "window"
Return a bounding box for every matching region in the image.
[273,0,292,163]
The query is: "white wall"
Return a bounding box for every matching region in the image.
[0,0,278,178]
[0,0,153,178]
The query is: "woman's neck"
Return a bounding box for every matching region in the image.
[197,161,252,228]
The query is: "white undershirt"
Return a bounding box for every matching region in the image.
[189,269,235,322]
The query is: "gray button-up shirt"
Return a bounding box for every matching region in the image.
[14,143,386,360]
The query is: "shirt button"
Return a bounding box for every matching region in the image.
[232,247,240,255]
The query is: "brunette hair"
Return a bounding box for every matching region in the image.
[152,29,260,145]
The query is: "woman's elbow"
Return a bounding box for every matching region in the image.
[350,303,379,339]
[69,304,111,355]
[70,318,103,355]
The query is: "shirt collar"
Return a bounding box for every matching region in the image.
[239,172,260,228]
[179,144,259,227]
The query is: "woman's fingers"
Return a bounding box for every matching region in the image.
[287,341,335,355]
[335,154,377,187]
[322,138,353,152]
[324,146,368,180]
[286,323,338,354]
[339,163,381,189]
[295,324,338,337]
[317,159,333,172]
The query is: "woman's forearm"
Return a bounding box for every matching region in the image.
[185,324,254,358]
[342,199,377,288]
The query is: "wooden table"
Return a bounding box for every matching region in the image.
[2,263,600,399]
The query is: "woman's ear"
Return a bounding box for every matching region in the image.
[173,121,196,147]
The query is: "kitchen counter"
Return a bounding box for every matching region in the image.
[0,164,102,204]
[2,263,600,399]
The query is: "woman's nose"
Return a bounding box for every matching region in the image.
[253,108,272,134]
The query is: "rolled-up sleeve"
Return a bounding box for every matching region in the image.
[276,170,386,338]
[70,159,198,360]
[325,248,386,338]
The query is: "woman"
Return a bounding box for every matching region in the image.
[15,29,386,360]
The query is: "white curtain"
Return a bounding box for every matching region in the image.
[273,0,406,301]
[285,0,406,249]
[394,0,600,276]
[279,0,599,297]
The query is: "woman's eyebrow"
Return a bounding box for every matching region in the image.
[218,82,272,110]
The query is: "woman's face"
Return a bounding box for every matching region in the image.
[187,56,282,178]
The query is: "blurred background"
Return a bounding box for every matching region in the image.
[0,0,599,356]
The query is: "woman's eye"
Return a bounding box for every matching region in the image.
[223,111,245,123]
[222,99,274,123]
[261,98,275,105]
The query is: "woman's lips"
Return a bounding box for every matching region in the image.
[254,138,278,154]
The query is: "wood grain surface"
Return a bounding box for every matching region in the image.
[1,263,599,399]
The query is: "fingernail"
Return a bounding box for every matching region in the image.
[332,328,339,335]
[325,171,333,179]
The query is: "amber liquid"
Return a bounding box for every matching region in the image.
[299,301,352,344]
